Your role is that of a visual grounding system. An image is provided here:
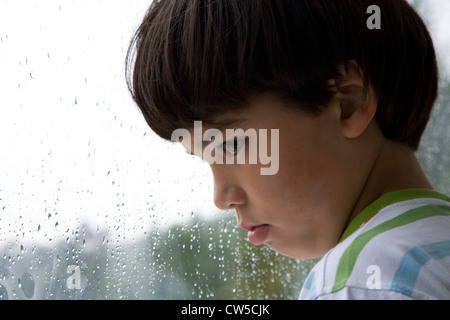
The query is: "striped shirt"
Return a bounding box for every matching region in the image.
[299,189,450,300]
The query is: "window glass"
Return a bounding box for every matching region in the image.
[0,0,448,300]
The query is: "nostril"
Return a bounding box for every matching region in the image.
[213,196,230,211]
[213,186,247,211]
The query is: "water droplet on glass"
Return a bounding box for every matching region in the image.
[19,273,35,299]
[0,284,8,300]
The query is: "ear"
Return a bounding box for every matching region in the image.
[333,61,378,139]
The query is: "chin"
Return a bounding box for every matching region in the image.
[268,242,327,260]
[267,243,301,259]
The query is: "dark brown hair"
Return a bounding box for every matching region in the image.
[126,0,438,150]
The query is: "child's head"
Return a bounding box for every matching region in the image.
[126,0,438,258]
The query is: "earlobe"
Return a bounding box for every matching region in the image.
[333,61,378,139]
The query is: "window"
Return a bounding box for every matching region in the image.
[0,0,448,300]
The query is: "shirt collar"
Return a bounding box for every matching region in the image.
[339,188,450,243]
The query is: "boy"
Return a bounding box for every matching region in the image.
[126,0,450,299]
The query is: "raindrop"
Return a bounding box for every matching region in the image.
[0,284,8,300]
[19,273,35,299]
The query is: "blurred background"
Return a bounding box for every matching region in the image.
[0,0,448,299]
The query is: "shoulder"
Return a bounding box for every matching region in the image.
[300,200,450,300]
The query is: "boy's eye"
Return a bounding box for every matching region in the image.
[223,138,245,156]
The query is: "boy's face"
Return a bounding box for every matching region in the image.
[185,94,378,259]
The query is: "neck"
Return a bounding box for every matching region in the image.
[347,140,433,226]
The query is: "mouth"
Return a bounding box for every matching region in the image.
[239,224,270,246]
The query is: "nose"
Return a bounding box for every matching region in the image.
[212,168,247,210]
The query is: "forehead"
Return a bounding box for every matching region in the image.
[188,94,309,137]
[207,95,296,126]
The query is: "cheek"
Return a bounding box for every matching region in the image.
[281,125,343,191]
[269,142,323,201]
[265,130,349,223]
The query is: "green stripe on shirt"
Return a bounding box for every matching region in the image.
[339,189,450,242]
[332,204,450,293]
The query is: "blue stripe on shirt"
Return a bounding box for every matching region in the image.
[390,240,450,297]
[302,271,319,300]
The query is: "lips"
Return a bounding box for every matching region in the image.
[240,224,270,246]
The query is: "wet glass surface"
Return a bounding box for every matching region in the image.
[0,0,448,299]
